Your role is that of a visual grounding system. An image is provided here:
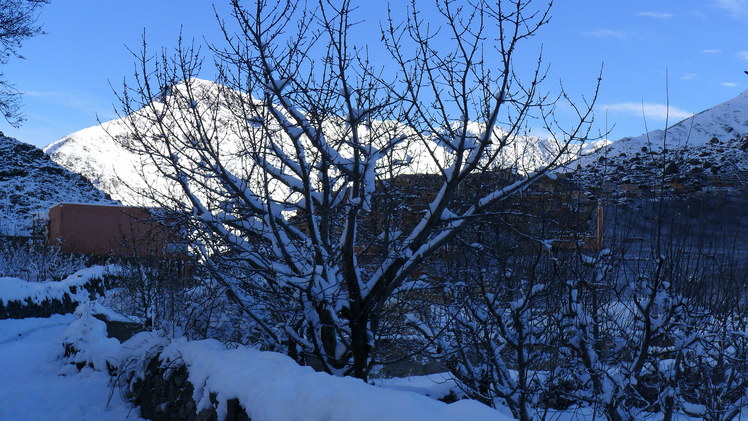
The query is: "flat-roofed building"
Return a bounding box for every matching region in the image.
[48,203,181,257]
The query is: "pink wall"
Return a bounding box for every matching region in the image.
[48,204,176,257]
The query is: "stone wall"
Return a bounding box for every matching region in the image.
[0,294,78,319]
[0,277,105,319]
[61,310,250,421]
[129,356,251,421]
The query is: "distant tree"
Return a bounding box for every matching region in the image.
[116,0,599,380]
[0,0,47,126]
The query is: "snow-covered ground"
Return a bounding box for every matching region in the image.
[0,315,144,421]
[0,307,741,420]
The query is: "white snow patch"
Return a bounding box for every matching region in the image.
[0,266,108,306]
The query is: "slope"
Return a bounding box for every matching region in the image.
[0,135,116,235]
[566,90,748,194]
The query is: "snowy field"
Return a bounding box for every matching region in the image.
[0,315,144,421]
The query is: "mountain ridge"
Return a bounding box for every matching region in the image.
[44,78,608,206]
[562,89,748,195]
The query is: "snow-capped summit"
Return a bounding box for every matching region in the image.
[45,78,228,206]
[46,79,608,206]
[0,135,115,235]
[45,78,249,206]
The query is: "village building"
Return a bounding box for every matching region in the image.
[47,203,184,258]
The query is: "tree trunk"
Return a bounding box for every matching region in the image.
[349,311,371,380]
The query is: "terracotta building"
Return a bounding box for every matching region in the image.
[48,203,182,257]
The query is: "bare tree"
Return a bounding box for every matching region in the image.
[0,0,47,126]
[116,0,598,379]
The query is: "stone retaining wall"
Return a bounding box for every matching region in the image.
[0,277,105,319]
[129,356,251,421]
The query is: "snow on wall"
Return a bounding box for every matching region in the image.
[0,265,108,306]
[59,297,507,420]
[155,337,508,421]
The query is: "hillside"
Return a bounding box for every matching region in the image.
[565,90,748,195]
[0,135,116,235]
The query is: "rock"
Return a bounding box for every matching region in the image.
[92,314,143,342]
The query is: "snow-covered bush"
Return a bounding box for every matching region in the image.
[103,257,261,346]
[676,295,748,420]
[0,237,86,282]
[61,302,122,373]
[104,256,187,333]
[388,202,582,420]
[403,213,748,420]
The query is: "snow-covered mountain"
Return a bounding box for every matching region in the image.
[45,79,608,206]
[44,121,152,206]
[565,90,748,194]
[45,80,237,206]
[0,135,116,235]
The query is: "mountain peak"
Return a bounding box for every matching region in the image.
[45,78,609,206]
[156,77,225,101]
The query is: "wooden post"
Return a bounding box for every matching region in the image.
[596,201,604,251]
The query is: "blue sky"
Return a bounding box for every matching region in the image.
[1,0,747,148]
